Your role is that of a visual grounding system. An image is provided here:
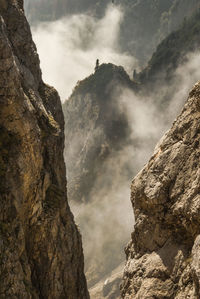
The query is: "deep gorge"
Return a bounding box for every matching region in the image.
[1,0,200,298]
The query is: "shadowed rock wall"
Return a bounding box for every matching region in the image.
[0,0,89,298]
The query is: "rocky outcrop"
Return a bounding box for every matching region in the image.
[63,63,134,204]
[121,81,200,298]
[0,0,89,298]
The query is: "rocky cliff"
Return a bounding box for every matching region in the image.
[0,0,89,298]
[63,63,134,204]
[121,81,200,298]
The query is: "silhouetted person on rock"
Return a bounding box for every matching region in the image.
[133,69,137,80]
[95,59,99,72]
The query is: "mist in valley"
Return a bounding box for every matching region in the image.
[26,1,200,295]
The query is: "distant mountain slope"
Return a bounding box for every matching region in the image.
[138,9,200,85]
[63,63,135,204]
[119,0,200,64]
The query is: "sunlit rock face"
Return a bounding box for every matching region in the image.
[121,81,200,298]
[0,0,89,298]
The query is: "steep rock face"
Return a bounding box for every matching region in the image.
[121,81,200,298]
[0,0,89,298]
[63,63,134,204]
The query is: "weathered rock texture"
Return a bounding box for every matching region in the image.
[0,0,89,298]
[121,81,200,298]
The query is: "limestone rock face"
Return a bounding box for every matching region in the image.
[0,0,89,298]
[121,81,200,298]
[24,0,108,24]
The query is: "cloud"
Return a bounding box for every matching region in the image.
[32,4,137,101]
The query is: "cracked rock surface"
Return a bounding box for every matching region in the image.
[0,0,89,298]
[121,81,200,298]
